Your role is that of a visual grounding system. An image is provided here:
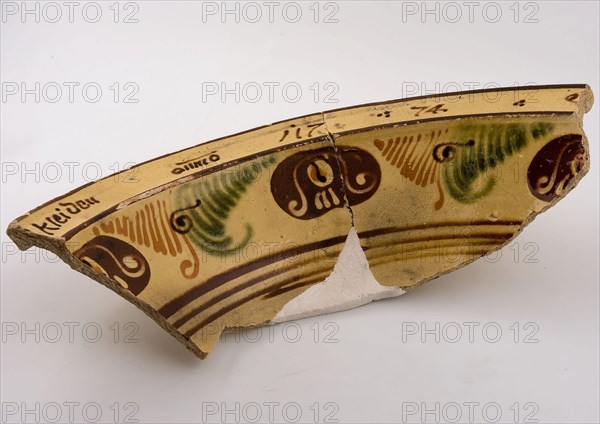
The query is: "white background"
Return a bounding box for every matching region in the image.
[1,1,598,423]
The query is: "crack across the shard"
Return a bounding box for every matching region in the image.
[320,112,356,228]
[317,113,392,292]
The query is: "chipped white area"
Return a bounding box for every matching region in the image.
[272,227,405,323]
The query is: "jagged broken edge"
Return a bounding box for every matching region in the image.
[6,85,594,358]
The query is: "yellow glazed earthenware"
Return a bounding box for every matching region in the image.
[7,84,594,358]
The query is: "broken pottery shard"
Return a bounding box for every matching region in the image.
[7,84,594,358]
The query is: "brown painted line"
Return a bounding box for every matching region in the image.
[184,236,516,337]
[61,136,329,241]
[395,136,413,170]
[14,119,327,221]
[158,234,348,318]
[414,134,439,184]
[63,111,543,241]
[361,232,513,252]
[390,137,405,167]
[323,84,587,114]
[174,151,217,166]
[177,268,332,332]
[331,111,574,138]
[262,280,317,300]
[192,241,503,328]
[16,84,585,222]
[175,234,510,329]
[184,275,326,338]
[369,247,496,268]
[159,220,521,319]
[366,239,509,262]
[358,220,521,241]
[382,138,393,156]
[172,259,333,328]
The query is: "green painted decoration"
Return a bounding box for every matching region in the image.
[443,122,554,203]
[171,156,276,255]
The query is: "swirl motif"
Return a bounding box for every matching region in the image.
[93,199,200,280]
[170,199,202,234]
[527,134,585,202]
[271,146,381,220]
[74,235,151,296]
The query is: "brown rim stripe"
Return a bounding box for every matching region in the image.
[330,111,573,138]
[160,220,521,320]
[366,239,509,261]
[158,234,348,318]
[172,261,332,328]
[62,137,329,241]
[324,84,587,114]
[361,232,514,252]
[184,238,516,337]
[173,233,513,330]
[262,280,318,300]
[369,248,498,268]
[184,275,326,338]
[62,110,564,242]
[359,220,520,240]
[17,84,586,223]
